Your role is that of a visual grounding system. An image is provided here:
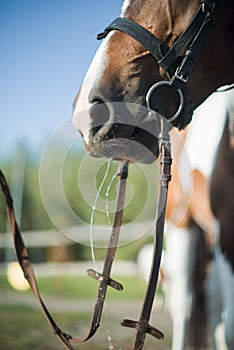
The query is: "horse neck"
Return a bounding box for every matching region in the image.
[189,0,234,107]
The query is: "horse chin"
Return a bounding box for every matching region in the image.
[84,132,159,164]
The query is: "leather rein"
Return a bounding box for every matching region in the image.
[0,164,128,350]
[0,117,171,350]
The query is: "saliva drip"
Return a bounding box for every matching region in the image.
[105,168,119,224]
[90,160,111,271]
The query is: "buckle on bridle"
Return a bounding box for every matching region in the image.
[201,0,215,13]
[174,67,189,83]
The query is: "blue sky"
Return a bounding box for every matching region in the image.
[0,0,123,158]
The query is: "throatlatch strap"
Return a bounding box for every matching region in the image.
[0,163,128,349]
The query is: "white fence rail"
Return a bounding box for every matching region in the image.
[1,220,154,247]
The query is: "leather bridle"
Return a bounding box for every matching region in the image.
[97,0,220,130]
[0,1,221,349]
[0,164,128,350]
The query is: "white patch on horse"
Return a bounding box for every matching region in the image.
[164,225,197,350]
[72,33,114,144]
[120,0,132,16]
[185,92,228,178]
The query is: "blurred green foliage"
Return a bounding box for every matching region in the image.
[0,143,158,261]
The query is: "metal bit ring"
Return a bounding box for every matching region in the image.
[146,80,184,123]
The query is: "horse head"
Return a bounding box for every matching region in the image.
[73,0,234,163]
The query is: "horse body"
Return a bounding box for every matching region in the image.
[210,95,234,349]
[211,102,234,272]
[73,0,234,348]
[163,90,234,349]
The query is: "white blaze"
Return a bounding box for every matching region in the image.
[120,0,131,16]
[72,34,114,144]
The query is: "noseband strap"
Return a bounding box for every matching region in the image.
[97,0,220,129]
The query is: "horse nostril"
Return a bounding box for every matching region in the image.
[89,99,115,141]
[89,100,109,127]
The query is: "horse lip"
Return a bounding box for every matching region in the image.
[85,138,157,164]
[84,125,135,151]
[83,123,159,164]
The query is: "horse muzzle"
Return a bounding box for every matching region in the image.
[73,99,160,164]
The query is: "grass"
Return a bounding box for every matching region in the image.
[37,275,149,301]
[0,304,96,350]
[0,273,169,349]
[0,274,149,300]
[0,302,171,350]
